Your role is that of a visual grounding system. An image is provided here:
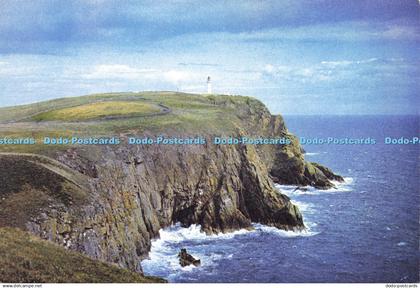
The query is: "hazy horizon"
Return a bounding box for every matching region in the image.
[1,90,419,117]
[0,0,419,115]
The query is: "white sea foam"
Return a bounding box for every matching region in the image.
[149,221,314,248]
[305,152,320,156]
[141,224,206,280]
[156,223,251,243]
[289,199,314,214]
[142,223,257,279]
[275,184,300,196]
[276,177,354,196]
[252,223,319,237]
[141,220,319,279]
[142,174,341,279]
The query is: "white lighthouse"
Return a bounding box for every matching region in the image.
[207,76,212,94]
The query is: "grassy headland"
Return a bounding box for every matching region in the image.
[0,91,267,154]
[32,101,162,121]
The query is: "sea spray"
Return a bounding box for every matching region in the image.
[275,177,354,196]
[141,221,319,281]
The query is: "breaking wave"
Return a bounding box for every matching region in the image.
[276,177,353,196]
[141,176,353,281]
[141,220,318,281]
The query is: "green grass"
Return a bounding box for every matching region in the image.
[0,91,273,283]
[32,101,162,121]
[0,91,272,153]
[0,227,165,283]
[0,92,131,123]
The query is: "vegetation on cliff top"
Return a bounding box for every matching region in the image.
[0,227,165,283]
[0,92,269,153]
[0,91,342,283]
[32,101,162,121]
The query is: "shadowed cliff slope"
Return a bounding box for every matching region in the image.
[0,227,165,283]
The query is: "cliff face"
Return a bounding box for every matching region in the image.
[266,117,344,188]
[0,94,342,274]
[214,96,344,188]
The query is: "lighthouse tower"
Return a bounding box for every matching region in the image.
[207,76,212,94]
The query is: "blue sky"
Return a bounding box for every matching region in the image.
[0,0,418,114]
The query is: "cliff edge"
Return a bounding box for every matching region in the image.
[0,92,342,277]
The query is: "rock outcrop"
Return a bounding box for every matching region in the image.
[0,94,342,275]
[178,248,201,267]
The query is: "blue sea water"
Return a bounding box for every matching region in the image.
[142,115,419,283]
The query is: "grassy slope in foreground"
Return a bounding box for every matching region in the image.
[0,227,165,283]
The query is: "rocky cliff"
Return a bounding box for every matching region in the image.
[0,227,165,283]
[0,92,342,276]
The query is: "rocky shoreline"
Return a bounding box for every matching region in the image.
[0,94,342,277]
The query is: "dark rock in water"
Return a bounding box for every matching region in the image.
[178,248,201,267]
[293,186,308,192]
[0,94,343,274]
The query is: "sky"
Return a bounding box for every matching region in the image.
[0,0,419,115]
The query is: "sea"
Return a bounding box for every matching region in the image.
[141,115,419,283]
